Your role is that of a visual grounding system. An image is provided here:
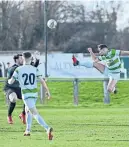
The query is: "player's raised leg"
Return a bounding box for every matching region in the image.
[72,55,105,73]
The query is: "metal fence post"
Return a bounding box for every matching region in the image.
[40,84,46,104]
[103,80,110,104]
[73,78,79,106]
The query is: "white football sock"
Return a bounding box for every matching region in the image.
[79,61,93,68]
[26,111,32,132]
[33,114,49,131]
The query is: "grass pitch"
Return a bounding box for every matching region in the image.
[0,80,129,147]
[0,108,129,147]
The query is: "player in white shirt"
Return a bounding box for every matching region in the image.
[8,52,53,140]
[72,44,129,94]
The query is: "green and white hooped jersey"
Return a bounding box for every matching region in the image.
[98,49,121,73]
[13,65,43,100]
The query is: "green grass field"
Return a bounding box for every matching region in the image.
[0,80,129,147]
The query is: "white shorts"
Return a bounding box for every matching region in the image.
[103,67,120,81]
[23,98,37,109]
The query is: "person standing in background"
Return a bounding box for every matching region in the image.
[5,62,11,77]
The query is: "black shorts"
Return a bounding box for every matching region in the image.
[5,88,22,100]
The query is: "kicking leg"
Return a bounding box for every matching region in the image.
[72,55,105,73]
[79,61,105,73]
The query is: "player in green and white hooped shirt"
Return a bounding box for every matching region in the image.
[72,44,129,93]
[8,52,53,140]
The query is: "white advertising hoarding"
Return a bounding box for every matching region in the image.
[38,53,105,78]
[0,53,127,79]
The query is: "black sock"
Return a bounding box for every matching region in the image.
[22,104,25,115]
[8,102,16,116]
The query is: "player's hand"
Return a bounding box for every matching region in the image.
[34,51,40,59]
[87,48,93,53]
[46,91,51,99]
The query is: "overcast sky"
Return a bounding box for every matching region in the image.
[73,0,129,30]
[55,0,129,30]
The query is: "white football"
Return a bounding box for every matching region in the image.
[47,19,57,29]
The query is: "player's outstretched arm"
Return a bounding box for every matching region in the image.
[120,50,129,56]
[39,77,51,99]
[88,48,99,62]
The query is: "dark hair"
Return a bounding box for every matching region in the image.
[98,44,108,50]
[13,54,22,62]
[23,52,32,59]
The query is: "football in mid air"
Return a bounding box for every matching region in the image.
[47,19,57,29]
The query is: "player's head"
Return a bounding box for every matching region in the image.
[13,54,23,65]
[22,52,32,64]
[98,44,108,56]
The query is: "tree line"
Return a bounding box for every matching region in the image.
[0,0,129,53]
